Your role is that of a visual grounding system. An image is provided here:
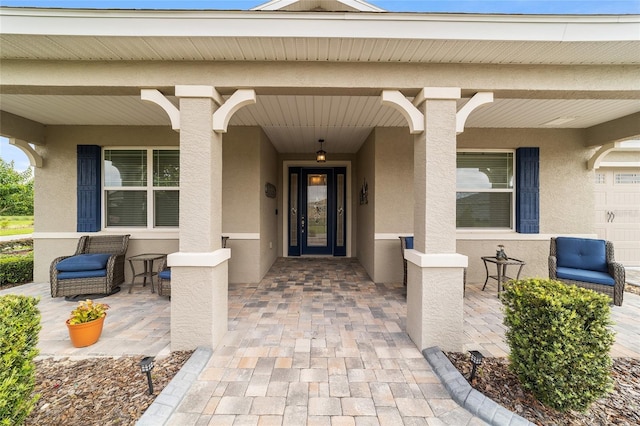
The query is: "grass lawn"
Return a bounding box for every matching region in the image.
[0,215,34,236]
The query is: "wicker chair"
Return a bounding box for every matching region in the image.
[157,257,171,297]
[549,237,625,306]
[399,236,413,286]
[50,234,130,297]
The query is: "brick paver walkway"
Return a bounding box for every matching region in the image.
[166,257,486,425]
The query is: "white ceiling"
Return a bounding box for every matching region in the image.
[1,93,639,154]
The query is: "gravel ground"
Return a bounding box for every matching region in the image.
[25,352,192,426]
[447,353,640,426]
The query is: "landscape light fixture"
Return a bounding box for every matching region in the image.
[139,356,155,394]
[316,139,326,163]
[468,350,484,381]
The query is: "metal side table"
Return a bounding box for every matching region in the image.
[481,256,525,293]
[127,253,166,294]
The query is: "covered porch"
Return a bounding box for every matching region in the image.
[3,258,639,360]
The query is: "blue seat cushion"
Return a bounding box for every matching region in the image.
[557,267,615,286]
[159,269,171,280]
[57,269,107,280]
[555,237,608,273]
[56,253,112,272]
[405,237,413,249]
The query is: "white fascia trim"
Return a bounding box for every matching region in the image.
[1,9,638,42]
[404,250,468,268]
[168,249,231,267]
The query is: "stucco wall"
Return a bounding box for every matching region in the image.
[32,126,179,282]
[370,127,598,284]
[356,131,375,279]
[223,127,261,233]
[373,128,414,283]
[259,129,279,278]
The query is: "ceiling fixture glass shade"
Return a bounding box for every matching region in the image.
[316,139,326,163]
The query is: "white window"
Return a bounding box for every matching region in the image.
[615,173,640,184]
[595,173,606,184]
[456,151,514,229]
[103,148,179,228]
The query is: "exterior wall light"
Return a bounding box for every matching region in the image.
[139,356,155,394]
[316,139,326,163]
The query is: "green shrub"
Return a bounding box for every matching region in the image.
[0,295,41,425]
[0,253,33,286]
[500,278,615,412]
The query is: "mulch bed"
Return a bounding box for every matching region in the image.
[25,352,193,426]
[446,354,640,425]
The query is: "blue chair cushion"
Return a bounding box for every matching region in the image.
[159,269,171,280]
[57,269,107,280]
[56,254,111,272]
[557,267,615,286]
[555,237,608,273]
[405,237,413,249]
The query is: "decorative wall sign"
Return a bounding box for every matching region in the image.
[265,182,277,198]
[360,178,368,205]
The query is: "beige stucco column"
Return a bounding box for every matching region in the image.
[168,85,230,351]
[405,88,467,352]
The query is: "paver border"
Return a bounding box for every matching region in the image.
[136,346,213,426]
[423,346,535,426]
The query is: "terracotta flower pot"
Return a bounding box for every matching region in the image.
[66,314,107,348]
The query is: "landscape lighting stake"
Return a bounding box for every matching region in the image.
[139,356,155,394]
[468,350,484,381]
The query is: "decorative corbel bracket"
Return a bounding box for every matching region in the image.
[587,141,621,170]
[381,90,425,134]
[456,92,493,134]
[141,89,180,131]
[212,89,257,133]
[9,138,42,168]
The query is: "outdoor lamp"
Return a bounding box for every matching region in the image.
[316,139,326,163]
[139,356,155,394]
[468,350,484,381]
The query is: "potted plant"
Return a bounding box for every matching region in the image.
[66,299,110,348]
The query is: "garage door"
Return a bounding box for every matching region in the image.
[594,170,640,266]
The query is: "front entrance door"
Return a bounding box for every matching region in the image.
[288,167,346,256]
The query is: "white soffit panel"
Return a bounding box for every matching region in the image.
[465,99,640,128]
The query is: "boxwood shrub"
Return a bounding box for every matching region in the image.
[0,253,33,286]
[0,295,41,425]
[500,278,615,412]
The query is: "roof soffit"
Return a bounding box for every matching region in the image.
[252,0,386,12]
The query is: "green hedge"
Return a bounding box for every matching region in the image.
[0,295,41,425]
[0,253,33,286]
[500,278,615,412]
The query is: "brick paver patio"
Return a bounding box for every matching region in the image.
[2,258,639,425]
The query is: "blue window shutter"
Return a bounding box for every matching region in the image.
[77,145,101,232]
[516,147,539,233]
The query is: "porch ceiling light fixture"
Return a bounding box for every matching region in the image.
[316,139,327,163]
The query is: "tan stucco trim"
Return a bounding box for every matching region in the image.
[404,251,468,268]
[168,249,231,267]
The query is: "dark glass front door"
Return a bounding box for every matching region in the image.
[288,167,346,256]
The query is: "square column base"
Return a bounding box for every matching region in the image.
[405,252,466,352]
[170,261,228,351]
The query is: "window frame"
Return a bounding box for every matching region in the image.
[102,147,180,230]
[456,149,516,231]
